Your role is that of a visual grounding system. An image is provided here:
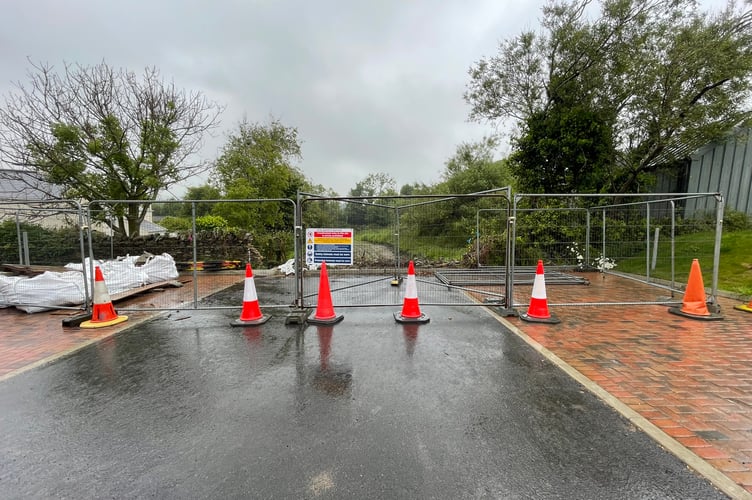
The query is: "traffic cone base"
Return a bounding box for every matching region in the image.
[394,261,429,324]
[308,312,344,325]
[80,314,128,329]
[80,266,128,329]
[232,315,270,326]
[519,311,560,324]
[232,263,271,327]
[668,259,723,321]
[520,260,559,324]
[308,261,344,325]
[734,298,752,313]
[394,311,430,324]
[668,305,723,321]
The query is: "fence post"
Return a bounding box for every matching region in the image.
[191,201,198,307]
[601,209,606,270]
[15,212,23,265]
[394,206,401,272]
[585,209,591,267]
[711,194,724,308]
[645,202,651,282]
[670,200,676,294]
[295,192,304,310]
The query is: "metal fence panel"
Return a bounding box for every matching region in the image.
[299,191,511,309]
[0,200,89,312]
[509,193,723,310]
[87,199,297,312]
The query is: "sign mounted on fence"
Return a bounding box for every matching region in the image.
[305,228,354,266]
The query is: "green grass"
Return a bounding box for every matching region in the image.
[616,229,752,296]
[357,225,752,296]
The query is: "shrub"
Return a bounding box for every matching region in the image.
[159,216,192,231]
[195,214,228,232]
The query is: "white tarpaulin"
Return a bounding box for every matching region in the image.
[0,253,179,313]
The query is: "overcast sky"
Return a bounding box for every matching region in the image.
[0,0,732,196]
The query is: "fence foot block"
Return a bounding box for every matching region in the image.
[285,309,312,325]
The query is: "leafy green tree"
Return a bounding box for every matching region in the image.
[440,137,515,194]
[425,138,510,238]
[345,172,397,227]
[0,61,223,237]
[510,99,615,193]
[399,182,433,195]
[210,118,323,265]
[211,118,307,230]
[184,184,221,217]
[466,0,752,193]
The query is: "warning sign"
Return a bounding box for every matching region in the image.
[305,228,354,266]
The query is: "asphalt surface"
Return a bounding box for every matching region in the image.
[0,280,727,499]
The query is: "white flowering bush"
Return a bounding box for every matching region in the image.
[567,242,585,269]
[592,254,617,272]
[568,242,616,271]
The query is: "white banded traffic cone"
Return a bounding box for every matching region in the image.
[80,266,128,329]
[394,261,429,324]
[520,260,560,324]
[232,263,271,326]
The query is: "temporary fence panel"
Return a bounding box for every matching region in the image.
[298,190,511,309]
[0,200,89,312]
[87,199,297,312]
[509,193,723,310]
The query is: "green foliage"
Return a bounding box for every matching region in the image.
[158,216,192,231]
[514,209,588,265]
[151,202,183,217]
[466,0,752,194]
[0,62,223,238]
[440,137,515,193]
[510,103,615,193]
[195,214,228,231]
[211,118,309,233]
[722,209,750,232]
[345,173,397,228]
[184,185,221,217]
[0,220,84,265]
[358,228,394,246]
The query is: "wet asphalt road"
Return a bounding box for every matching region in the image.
[0,279,726,499]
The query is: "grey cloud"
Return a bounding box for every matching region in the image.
[7,0,723,195]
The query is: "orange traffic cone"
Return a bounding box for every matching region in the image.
[80,266,128,329]
[669,259,723,320]
[308,261,344,325]
[520,260,560,324]
[394,261,429,324]
[734,297,752,313]
[232,263,271,326]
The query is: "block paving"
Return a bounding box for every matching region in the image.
[1,269,752,496]
[505,271,752,496]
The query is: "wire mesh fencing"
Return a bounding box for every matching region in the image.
[82,199,298,312]
[509,193,724,309]
[298,191,511,309]
[0,200,89,312]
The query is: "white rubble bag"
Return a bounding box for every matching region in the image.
[5,252,180,313]
[140,253,179,283]
[12,271,86,313]
[0,274,24,308]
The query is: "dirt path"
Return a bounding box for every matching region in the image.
[353,241,397,267]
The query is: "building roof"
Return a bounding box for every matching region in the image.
[0,169,62,201]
